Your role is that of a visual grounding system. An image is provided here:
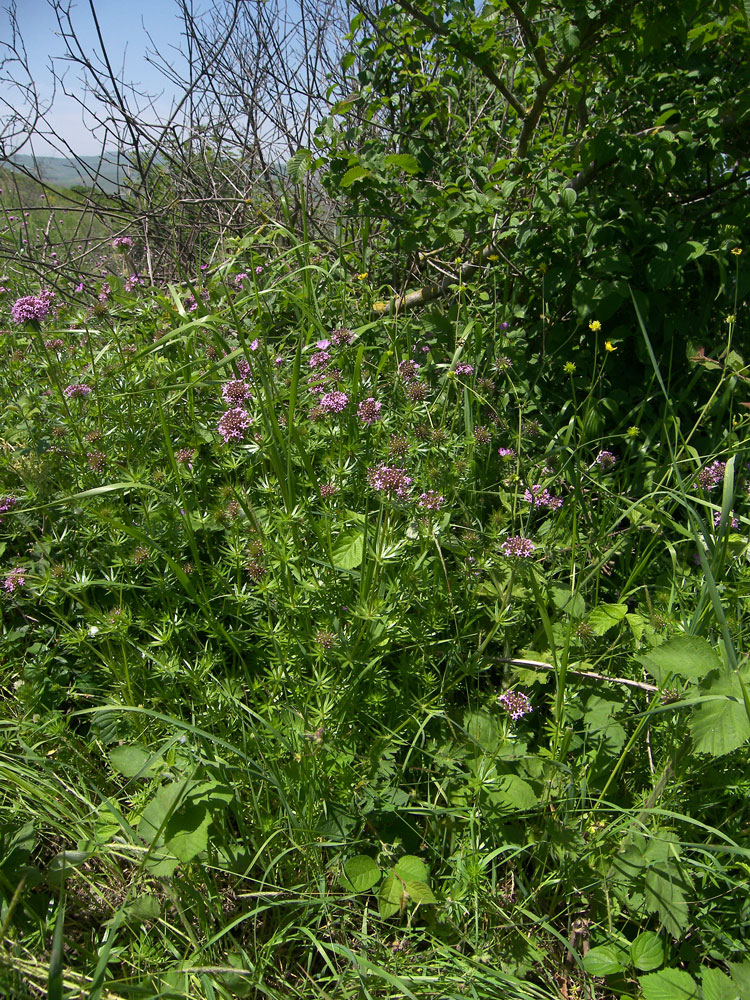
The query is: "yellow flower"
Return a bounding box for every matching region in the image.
[627,425,639,439]
[589,319,601,332]
[731,247,742,256]
[563,361,576,374]
[357,272,368,280]
[605,341,617,352]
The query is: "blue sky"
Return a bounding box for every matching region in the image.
[2,0,188,155]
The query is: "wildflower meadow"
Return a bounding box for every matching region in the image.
[1,0,750,998]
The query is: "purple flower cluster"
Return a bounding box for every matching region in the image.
[523,485,563,510]
[218,407,252,442]
[497,447,516,459]
[320,391,349,414]
[498,690,532,720]
[63,384,92,398]
[501,535,536,558]
[367,464,413,499]
[398,360,420,382]
[309,350,331,369]
[454,362,474,376]
[713,510,739,529]
[594,450,617,470]
[358,397,382,425]
[4,566,25,594]
[44,339,65,353]
[331,327,354,347]
[418,490,445,511]
[11,289,54,324]
[694,460,726,491]
[0,496,17,521]
[222,379,252,406]
[112,236,134,250]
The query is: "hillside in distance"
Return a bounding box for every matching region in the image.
[2,153,123,192]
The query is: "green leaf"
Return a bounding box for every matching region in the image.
[332,529,364,569]
[403,879,436,905]
[378,872,403,918]
[383,153,420,174]
[488,774,539,812]
[729,961,750,1000]
[637,634,721,686]
[559,187,577,209]
[341,855,381,892]
[394,855,429,883]
[551,585,585,617]
[639,968,699,1000]
[165,802,211,863]
[340,165,370,187]
[587,603,628,636]
[702,967,739,1000]
[109,745,159,778]
[643,837,692,938]
[582,945,626,975]
[464,709,500,752]
[126,893,161,922]
[287,148,312,182]
[630,931,664,971]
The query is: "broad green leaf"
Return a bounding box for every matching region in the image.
[639,968,699,1000]
[729,961,750,1000]
[488,774,539,812]
[637,634,721,686]
[378,872,403,918]
[581,945,626,975]
[702,967,738,1000]
[551,585,585,617]
[340,165,369,187]
[464,709,500,752]
[332,529,364,569]
[559,187,577,209]
[644,866,690,938]
[383,153,420,174]
[587,603,628,636]
[630,931,664,971]
[341,855,381,892]
[109,745,159,778]
[126,894,161,922]
[394,855,429,883]
[403,879,436,905]
[165,802,211,863]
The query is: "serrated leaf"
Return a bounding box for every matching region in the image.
[340,165,369,187]
[332,529,363,569]
[644,868,689,938]
[630,931,664,971]
[383,153,420,174]
[637,634,721,686]
[488,774,539,812]
[341,855,381,892]
[702,967,739,1000]
[587,603,627,636]
[394,855,429,883]
[403,879,436,905]
[378,872,403,918]
[126,893,161,922]
[464,709,500,752]
[639,968,699,999]
[690,663,750,757]
[581,944,626,975]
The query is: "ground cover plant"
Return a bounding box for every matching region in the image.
[1,0,750,997]
[0,221,748,999]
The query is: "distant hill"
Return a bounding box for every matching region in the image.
[2,154,123,193]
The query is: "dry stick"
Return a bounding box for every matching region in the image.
[492,656,659,694]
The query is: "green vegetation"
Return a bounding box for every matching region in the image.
[0,1,749,999]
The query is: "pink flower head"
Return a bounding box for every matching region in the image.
[594,450,617,471]
[222,379,252,406]
[398,360,420,382]
[316,339,331,349]
[320,391,349,414]
[309,350,331,369]
[497,447,516,459]
[218,407,252,442]
[454,362,474,376]
[500,535,536,558]
[4,566,26,594]
[63,384,92,398]
[11,290,54,324]
[418,490,445,511]
[367,464,412,499]
[523,485,563,510]
[112,236,134,250]
[357,397,382,425]
[498,690,532,720]
[250,339,259,351]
